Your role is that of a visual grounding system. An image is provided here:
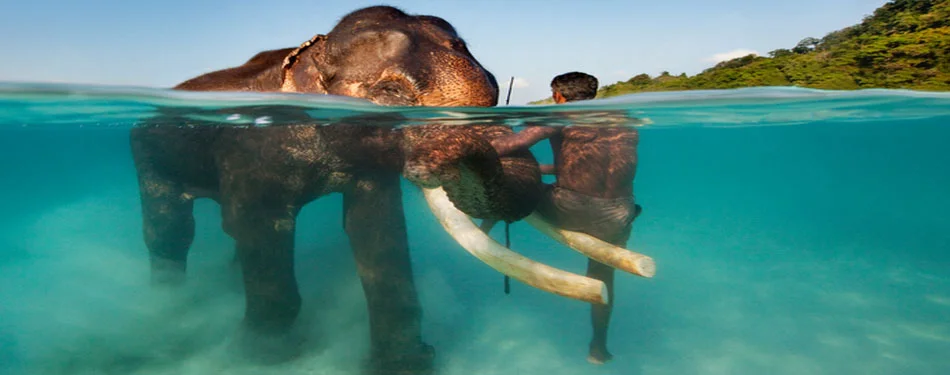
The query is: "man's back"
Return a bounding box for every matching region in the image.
[551,126,639,200]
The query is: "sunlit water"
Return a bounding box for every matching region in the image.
[2,82,949,375]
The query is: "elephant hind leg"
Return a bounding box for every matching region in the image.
[137,173,196,286]
[343,174,433,375]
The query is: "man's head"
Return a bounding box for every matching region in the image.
[551,72,598,103]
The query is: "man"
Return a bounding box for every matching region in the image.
[492,71,642,364]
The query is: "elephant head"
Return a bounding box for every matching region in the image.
[174,5,539,218]
[177,5,497,107]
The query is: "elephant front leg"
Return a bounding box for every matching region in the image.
[137,173,195,286]
[344,174,433,375]
[223,202,303,364]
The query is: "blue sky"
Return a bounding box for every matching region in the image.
[0,0,887,104]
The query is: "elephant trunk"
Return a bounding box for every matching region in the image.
[400,124,615,304]
[401,125,540,223]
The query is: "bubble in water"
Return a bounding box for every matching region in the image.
[254,116,272,126]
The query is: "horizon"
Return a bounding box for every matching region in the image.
[0,0,889,104]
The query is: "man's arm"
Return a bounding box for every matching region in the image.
[491,126,560,157]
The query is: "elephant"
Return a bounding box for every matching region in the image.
[129,5,626,375]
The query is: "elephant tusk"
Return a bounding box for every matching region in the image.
[422,187,608,305]
[524,212,656,279]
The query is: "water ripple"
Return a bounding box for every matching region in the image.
[2,81,950,129]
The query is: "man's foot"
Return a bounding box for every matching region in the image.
[587,345,613,365]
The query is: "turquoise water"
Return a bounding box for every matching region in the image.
[1,82,949,375]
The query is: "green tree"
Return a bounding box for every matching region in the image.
[627,74,652,85]
[792,37,821,54]
[769,49,794,58]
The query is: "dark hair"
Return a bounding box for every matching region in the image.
[551,72,598,101]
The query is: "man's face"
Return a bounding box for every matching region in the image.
[553,90,567,104]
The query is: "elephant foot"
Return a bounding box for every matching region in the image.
[226,325,305,365]
[366,343,435,375]
[587,344,613,365]
[149,256,186,286]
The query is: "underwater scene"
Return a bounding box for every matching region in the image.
[1,82,950,375]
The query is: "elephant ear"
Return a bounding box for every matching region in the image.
[280,34,330,94]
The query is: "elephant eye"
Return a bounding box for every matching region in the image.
[369,78,416,106]
[376,80,408,95]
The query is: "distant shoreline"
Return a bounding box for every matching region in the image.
[530,0,950,104]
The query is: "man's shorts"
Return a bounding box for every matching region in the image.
[535,183,641,246]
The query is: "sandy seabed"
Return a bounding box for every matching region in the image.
[1,186,948,375]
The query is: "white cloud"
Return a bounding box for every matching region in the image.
[511,77,530,89]
[704,49,761,63]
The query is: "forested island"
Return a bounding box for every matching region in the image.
[530,0,949,104]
